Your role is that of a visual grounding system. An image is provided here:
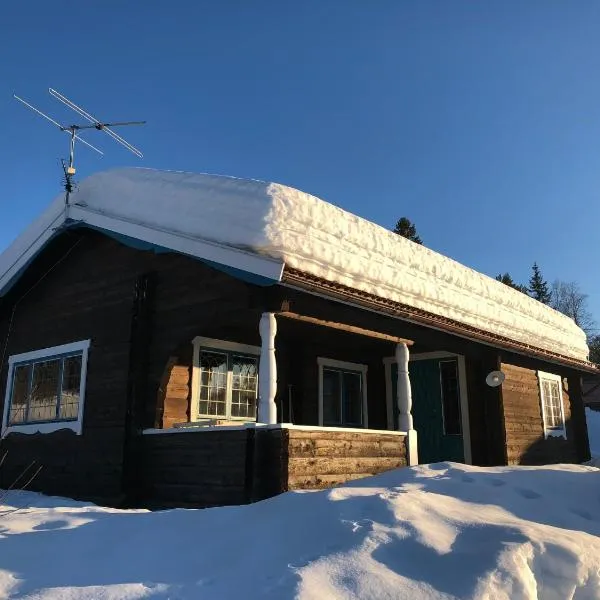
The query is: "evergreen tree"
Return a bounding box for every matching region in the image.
[588,335,600,365]
[495,273,528,294]
[393,217,422,245]
[528,262,551,304]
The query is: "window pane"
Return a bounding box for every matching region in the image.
[28,359,60,422]
[440,360,462,435]
[199,351,227,417]
[230,355,258,419]
[342,372,362,426]
[541,378,564,430]
[9,364,31,424]
[322,369,341,425]
[60,355,82,420]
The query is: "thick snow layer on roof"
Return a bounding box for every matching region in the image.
[0,167,589,361]
[1,463,600,599]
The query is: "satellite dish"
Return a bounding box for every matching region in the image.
[486,371,505,387]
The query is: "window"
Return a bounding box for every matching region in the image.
[318,358,368,428]
[191,337,260,422]
[2,340,90,436]
[440,360,462,435]
[537,371,567,438]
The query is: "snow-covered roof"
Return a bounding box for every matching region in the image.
[0,167,589,362]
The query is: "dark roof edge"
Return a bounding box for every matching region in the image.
[282,267,598,374]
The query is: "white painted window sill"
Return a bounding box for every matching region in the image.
[2,420,82,437]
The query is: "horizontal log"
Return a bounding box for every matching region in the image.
[504,419,544,429]
[503,408,543,419]
[288,472,383,490]
[287,439,404,458]
[286,430,403,442]
[147,483,245,504]
[277,310,414,345]
[287,456,404,476]
[145,468,245,486]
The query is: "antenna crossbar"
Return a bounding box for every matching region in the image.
[14,87,145,198]
[48,88,144,158]
[13,95,103,155]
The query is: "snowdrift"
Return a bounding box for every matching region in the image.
[0,463,599,599]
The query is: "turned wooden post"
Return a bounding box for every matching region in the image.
[395,342,418,465]
[395,342,413,431]
[258,312,277,424]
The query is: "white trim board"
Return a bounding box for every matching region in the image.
[0,201,285,298]
[383,352,472,465]
[143,423,408,436]
[0,201,66,295]
[2,339,91,438]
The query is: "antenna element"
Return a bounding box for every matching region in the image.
[13,88,145,197]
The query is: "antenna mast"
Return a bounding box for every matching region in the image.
[13,88,146,200]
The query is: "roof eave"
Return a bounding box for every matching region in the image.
[282,266,598,374]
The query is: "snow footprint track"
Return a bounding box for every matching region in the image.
[516,488,542,500]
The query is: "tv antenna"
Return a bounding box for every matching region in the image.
[13,87,146,198]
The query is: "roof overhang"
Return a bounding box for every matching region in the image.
[282,266,599,374]
[0,201,284,298]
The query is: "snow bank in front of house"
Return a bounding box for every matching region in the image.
[1,463,600,599]
[68,168,588,360]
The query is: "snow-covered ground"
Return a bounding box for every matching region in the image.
[0,462,599,599]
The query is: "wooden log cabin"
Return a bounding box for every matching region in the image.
[0,168,594,508]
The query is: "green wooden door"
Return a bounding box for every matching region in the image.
[392,358,464,464]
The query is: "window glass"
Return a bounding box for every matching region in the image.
[7,351,84,426]
[322,366,364,427]
[322,369,341,425]
[60,355,82,420]
[9,364,31,424]
[230,355,258,418]
[29,359,60,422]
[199,351,228,417]
[197,349,259,420]
[342,371,363,426]
[540,376,564,431]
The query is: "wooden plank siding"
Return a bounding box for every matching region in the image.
[500,363,578,465]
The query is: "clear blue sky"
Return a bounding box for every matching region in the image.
[2,2,600,317]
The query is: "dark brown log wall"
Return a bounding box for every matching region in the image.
[0,229,263,504]
[0,232,138,504]
[141,429,250,508]
[500,363,578,465]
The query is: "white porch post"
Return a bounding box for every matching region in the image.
[395,342,418,465]
[258,312,277,424]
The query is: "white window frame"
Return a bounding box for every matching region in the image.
[2,340,90,437]
[317,357,368,428]
[190,336,260,423]
[537,371,567,439]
